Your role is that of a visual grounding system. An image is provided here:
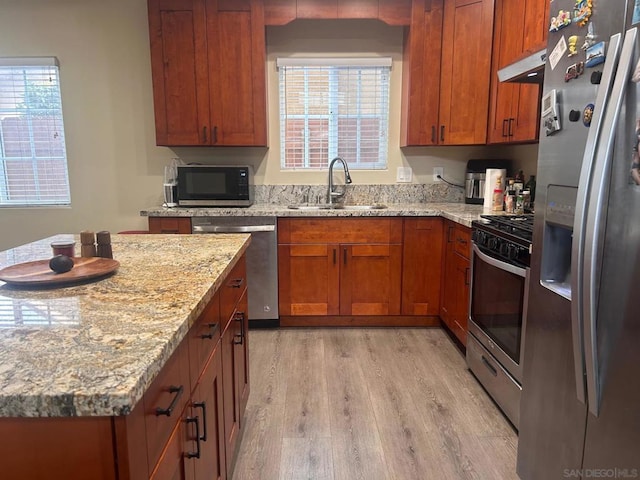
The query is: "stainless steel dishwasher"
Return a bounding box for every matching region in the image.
[191,216,279,328]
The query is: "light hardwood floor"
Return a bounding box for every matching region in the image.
[232,328,519,480]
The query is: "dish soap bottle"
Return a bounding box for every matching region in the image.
[492,176,504,212]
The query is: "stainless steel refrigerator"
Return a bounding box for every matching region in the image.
[518,1,640,478]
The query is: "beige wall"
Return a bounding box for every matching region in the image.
[0,0,538,251]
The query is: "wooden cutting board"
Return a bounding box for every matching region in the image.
[0,257,120,287]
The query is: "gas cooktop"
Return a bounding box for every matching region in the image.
[472,214,534,268]
[476,214,534,244]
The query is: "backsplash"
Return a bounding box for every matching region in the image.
[253,184,464,205]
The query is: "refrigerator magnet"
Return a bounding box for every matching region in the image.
[549,10,572,32]
[549,36,568,71]
[585,42,605,68]
[581,23,596,50]
[568,36,579,57]
[583,104,594,127]
[573,0,592,27]
[565,62,584,82]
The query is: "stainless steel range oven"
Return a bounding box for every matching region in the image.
[467,214,533,430]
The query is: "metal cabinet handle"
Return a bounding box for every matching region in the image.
[228,278,244,289]
[502,119,509,137]
[464,267,470,286]
[333,248,336,265]
[440,125,445,142]
[202,126,207,143]
[233,312,245,345]
[199,322,218,340]
[343,248,347,265]
[155,385,184,416]
[193,402,207,441]
[186,416,201,459]
[508,118,514,137]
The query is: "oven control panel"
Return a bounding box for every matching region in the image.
[472,229,531,268]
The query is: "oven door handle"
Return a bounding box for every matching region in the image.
[472,244,527,278]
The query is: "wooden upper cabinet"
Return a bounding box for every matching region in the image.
[401,0,494,146]
[438,0,495,145]
[488,0,544,144]
[264,0,411,25]
[148,0,267,146]
[400,0,443,146]
[148,0,210,146]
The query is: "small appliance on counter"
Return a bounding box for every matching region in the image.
[464,159,512,204]
[177,164,253,207]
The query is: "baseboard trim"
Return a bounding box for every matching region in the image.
[279,315,441,327]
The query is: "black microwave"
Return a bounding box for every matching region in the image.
[177,165,253,207]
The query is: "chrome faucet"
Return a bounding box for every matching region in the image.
[327,156,352,205]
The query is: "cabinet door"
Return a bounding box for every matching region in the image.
[451,251,470,346]
[150,416,195,480]
[278,244,340,316]
[440,221,456,326]
[400,0,443,146]
[401,218,443,315]
[148,0,210,146]
[439,0,494,145]
[522,0,549,54]
[487,0,524,144]
[192,347,226,480]
[206,0,267,146]
[234,290,250,421]
[221,323,240,469]
[340,244,402,316]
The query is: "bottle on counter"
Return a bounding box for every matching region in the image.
[492,175,504,212]
[514,169,525,195]
[515,192,525,215]
[505,179,516,214]
[525,175,537,204]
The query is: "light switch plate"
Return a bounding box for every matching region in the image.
[396,167,413,183]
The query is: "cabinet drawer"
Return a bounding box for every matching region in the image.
[143,341,191,472]
[221,255,247,327]
[278,218,403,244]
[453,226,471,259]
[148,217,192,234]
[188,291,221,388]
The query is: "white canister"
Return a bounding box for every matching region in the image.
[483,169,507,211]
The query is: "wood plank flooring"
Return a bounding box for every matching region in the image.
[232,328,519,480]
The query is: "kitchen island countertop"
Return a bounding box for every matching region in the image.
[141,202,489,228]
[0,233,250,418]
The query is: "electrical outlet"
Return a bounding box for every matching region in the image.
[396,167,413,183]
[433,167,444,182]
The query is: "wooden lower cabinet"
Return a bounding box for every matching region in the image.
[440,220,471,346]
[278,217,440,327]
[148,217,192,234]
[0,255,248,480]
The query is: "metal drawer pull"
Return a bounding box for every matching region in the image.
[199,323,219,340]
[481,356,498,377]
[193,402,207,441]
[229,278,244,289]
[186,416,201,459]
[233,312,245,345]
[155,385,184,416]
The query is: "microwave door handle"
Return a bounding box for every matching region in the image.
[192,225,275,234]
[472,244,526,278]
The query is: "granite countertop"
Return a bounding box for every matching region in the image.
[141,202,489,228]
[0,233,250,418]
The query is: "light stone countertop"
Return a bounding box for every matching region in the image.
[141,202,490,228]
[0,233,250,418]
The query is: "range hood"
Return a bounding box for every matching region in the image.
[498,49,546,83]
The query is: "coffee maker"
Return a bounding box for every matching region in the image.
[465,159,512,204]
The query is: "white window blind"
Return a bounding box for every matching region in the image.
[278,58,391,170]
[0,57,70,207]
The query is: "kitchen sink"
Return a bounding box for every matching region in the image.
[286,204,387,210]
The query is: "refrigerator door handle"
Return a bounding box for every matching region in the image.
[583,27,638,417]
[570,32,623,405]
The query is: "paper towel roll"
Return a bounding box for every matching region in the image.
[483,168,507,211]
